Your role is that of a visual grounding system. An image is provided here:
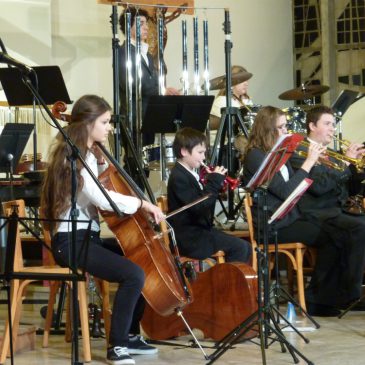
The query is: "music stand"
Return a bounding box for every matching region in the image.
[0,66,72,192]
[0,123,34,174]
[0,66,72,106]
[207,133,314,365]
[142,95,214,180]
[142,95,214,133]
[331,89,360,117]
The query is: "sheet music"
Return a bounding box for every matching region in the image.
[246,134,293,189]
[268,178,313,225]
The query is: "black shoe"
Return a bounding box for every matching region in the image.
[128,335,158,355]
[306,302,341,317]
[107,346,135,365]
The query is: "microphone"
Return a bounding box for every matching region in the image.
[0,52,33,75]
[7,153,14,162]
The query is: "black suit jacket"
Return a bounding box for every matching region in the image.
[242,147,309,229]
[290,142,356,221]
[167,163,225,255]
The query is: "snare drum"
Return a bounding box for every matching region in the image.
[142,143,176,171]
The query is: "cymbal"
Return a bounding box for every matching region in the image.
[207,71,253,91]
[279,85,330,100]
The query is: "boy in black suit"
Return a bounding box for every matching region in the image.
[167,127,251,263]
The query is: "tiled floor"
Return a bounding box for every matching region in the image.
[0,284,365,365]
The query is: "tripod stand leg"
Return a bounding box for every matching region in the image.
[270,305,309,343]
[338,294,365,319]
[271,284,320,328]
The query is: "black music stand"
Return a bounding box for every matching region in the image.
[142,95,214,133]
[142,95,214,180]
[0,123,34,203]
[0,66,72,191]
[331,89,360,117]
[0,123,34,173]
[207,133,314,365]
[0,66,72,106]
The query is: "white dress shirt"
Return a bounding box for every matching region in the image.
[57,152,140,233]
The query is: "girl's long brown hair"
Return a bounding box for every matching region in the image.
[41,95,112,232]
[243,106,285,160]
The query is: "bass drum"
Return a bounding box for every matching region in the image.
[342,96,365,143]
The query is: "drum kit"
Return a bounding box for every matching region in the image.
[141,78,330,172]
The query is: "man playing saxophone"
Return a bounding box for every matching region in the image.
[290,105,365,316]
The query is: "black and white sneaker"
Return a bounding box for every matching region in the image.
[128,335,158,355]
[107,346,135,365]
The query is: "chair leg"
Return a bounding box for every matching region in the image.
[0,280,19,364]
[98,280,111,345]
[43,281,62,348]
[295,248,306,311]
[78,282,91,362]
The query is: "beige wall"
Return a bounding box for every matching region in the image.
[0,0,293,158]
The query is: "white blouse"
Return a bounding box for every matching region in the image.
[57,152,140,233]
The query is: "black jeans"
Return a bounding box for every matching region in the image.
[52,230,145,347]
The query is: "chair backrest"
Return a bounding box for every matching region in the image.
[243,193,258,270]
[39,207,57,266]
[2,199,26,271]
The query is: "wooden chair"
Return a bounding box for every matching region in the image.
[156,195,225,268]
[243,193,308,310]
[0,200,109,364]
[41,221,111,352]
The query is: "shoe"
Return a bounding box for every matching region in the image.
[306,302,341,317]
[128,335,158,355]
[107,346,135,365]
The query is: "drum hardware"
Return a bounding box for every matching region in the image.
[142,141,176,171]
[283,106,306,134]
[279,84,330,101]
[206,69,252,91]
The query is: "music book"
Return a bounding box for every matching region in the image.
[268,178,313,225]
[246,133,304,190]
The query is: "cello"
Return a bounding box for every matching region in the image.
[141,262,258,341]
[51,100,192,317]
[97,144,193,317]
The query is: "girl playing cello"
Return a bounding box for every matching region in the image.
[41,94,164,365]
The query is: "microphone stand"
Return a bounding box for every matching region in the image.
[209,10,249,221]
[19,72,123,365]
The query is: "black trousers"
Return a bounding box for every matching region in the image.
[177,227,252,263]
[52,230,145,347]
[274,218,322,246]
[304,213,365,306]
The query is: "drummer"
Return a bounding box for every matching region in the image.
[209,65,254,131]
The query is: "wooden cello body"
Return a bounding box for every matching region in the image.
[98,164,192,316]
[141,262,258,341]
